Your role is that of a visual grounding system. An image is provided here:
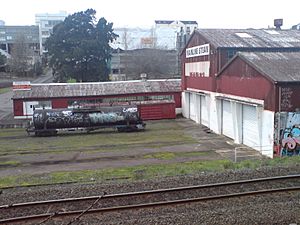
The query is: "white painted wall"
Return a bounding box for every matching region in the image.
[182,91,189,118]
[182,90,275,158]
[261,110,275,158]
[209,92,221,134]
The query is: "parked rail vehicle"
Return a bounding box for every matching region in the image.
[26,105,146,136]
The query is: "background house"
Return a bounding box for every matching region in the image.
[110,48,179,81]
[0,25,39,55]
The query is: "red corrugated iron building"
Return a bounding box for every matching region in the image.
[181,29,300,157]
[12,79,181,121]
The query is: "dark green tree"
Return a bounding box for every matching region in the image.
[45,9,118,82]
[0,52,6,66]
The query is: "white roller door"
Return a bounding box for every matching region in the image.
[242,105,259,147]
[200,95,209,126]
[189,93,197,122]
[222,100,234,139]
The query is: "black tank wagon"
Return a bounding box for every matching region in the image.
[26,105,146,136]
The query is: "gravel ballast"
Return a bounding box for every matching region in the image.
[1,166,300,224]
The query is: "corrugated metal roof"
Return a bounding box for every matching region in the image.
[196,29,300,48]
[12,79,181,99]
[237,52,300,82]
[155,20,198,25]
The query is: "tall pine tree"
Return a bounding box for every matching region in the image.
[45,9,118,82]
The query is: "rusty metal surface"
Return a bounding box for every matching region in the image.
[12,79,181,99]
[236,51,300,82]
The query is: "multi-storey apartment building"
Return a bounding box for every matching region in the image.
[35,11,68,54]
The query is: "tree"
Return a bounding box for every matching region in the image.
[8,34,32,76]
[0,52,6,66]
[45,9,118,82]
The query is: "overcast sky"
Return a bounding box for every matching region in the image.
[1,0,299,29]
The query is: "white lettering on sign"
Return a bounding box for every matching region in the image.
[185,61,210,77]
[186,44,210,58]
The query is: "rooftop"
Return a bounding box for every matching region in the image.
[195,29,300,48]
[12,79,181,99]
[155,20,198,25]
[224,52,300,82]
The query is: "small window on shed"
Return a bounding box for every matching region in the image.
[235,32,252,38]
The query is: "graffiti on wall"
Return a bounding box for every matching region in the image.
[274,111,300,156]
[280,87,293,111]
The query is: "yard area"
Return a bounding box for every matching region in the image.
[1,118,294,188]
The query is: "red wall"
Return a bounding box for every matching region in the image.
[181,32,220,92]
[138,102,176,120]
[173,93,181,108]
[278,84,300,112]
[13,100,23,116]
[13,92,181,118]
[52,99,68,108]
[217,57,276,111]
[49,92,181,109]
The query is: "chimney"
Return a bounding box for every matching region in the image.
[274,19,283,30]
[140,73,147,81]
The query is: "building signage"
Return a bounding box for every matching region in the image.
[185,61,210,77]
[13,81,31,91]
[186,44,210,58]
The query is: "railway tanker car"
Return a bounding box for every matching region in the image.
[26,105,146,136]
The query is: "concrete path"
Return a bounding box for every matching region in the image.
[0,69,53,125]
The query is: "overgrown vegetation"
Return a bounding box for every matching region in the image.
[1,157,300,188]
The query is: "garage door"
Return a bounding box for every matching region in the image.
[200,95,209,126]
[242,105,259,147]
[222,100,234,139]
[189,93,197,122]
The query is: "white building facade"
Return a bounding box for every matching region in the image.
[35,11,68,54]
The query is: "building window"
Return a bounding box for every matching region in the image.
[6,36,12,40]
[41,31,49,35]
[37,101,51,109]
[112,69,119,74]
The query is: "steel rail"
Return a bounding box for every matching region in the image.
[1,174,300,210]
[1,186,300,224]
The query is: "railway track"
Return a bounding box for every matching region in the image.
[1,174,300,224]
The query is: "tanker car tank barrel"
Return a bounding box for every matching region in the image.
[26,105,146,136]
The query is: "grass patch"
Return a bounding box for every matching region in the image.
[143,151,215,160]
[1,156,300,188]
[0,120,197,155]
[0,160,20,166]
[143,152,176,160]
[175,151,216,157]
[0,87,11,94]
